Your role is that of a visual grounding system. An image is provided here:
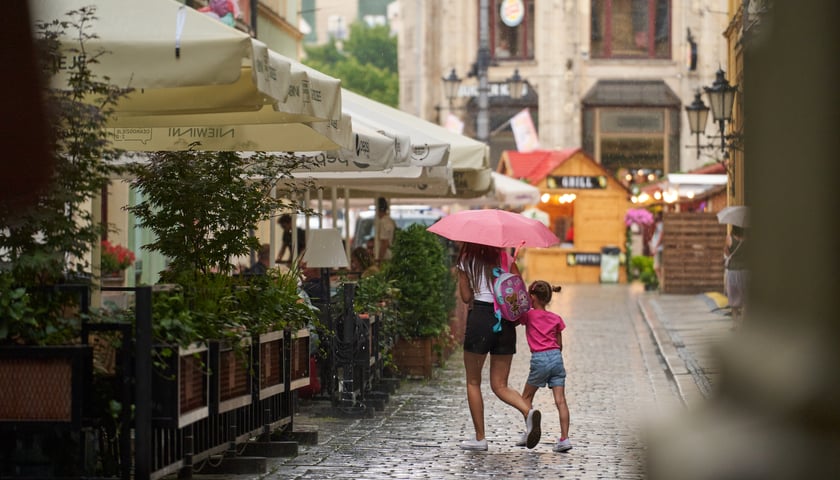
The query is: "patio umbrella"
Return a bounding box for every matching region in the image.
[520,207,550,227]
[717,206,749,227]
[427,209,560,248]
[31,0,344,150]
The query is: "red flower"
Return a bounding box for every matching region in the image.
[101,240,136,274]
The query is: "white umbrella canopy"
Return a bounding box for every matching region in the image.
[31,0,342,123]
[294,123,398,172]
[341,89,488,172]
[108,113,353,152]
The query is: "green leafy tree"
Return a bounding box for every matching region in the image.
[0,7,127,344]
[304,22,399,106]
[344,23,397,73]
[127,150,311,278]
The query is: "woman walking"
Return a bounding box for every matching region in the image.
[456,242,541,451]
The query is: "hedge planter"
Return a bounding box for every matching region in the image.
[210,338,253,415]
[0,345,92,427]
[289,329,311,391]
[392,337,433,379]
[151,343,209,429]
[256,331,285,400]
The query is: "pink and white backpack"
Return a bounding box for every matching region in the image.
[491,250,531,332]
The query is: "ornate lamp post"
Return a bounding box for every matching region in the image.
[704,68,738,153]
[684,68,738,157]
[685,92,710,159]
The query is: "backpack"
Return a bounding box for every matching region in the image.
[491,250,531,332]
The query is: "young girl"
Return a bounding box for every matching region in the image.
[517,280,572,452]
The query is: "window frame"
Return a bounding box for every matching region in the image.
[487,0,536,61]
[590,0,672,60]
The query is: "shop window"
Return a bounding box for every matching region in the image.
[594,108,669,187]
[591,0,671,59]
[489,0,535,61]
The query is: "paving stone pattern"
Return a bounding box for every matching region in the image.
[203,284,695,479]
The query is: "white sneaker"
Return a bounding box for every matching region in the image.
[459,439,488,451]
[515,432,527,447]
[553,438,572,453]
[525,409,541,449]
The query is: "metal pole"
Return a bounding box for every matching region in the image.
[477,0,490,144]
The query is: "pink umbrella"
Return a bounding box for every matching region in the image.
[427,209,560,248]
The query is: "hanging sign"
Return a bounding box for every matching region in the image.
[547,175,608,190]
[566,253,601,266]
[500,0,525,27]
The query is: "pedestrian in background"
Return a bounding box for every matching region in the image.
[245,243,271,275]
[724,225,748,329]
[456,241,541,451]
[373,197,396,263]
[517,280,572,452]
[277,214,306,263]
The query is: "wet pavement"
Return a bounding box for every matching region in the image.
[194,283,732,479]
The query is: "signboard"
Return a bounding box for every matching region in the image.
[547,175,608,190]
[566,253,601,266]
[500,0,525,27]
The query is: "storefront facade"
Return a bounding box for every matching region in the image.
[499,148,631,284]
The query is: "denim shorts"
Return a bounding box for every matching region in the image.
[526,349,566,388]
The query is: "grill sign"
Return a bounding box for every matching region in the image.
[547,175,607,190]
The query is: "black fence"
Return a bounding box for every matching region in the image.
[0,282,392,479]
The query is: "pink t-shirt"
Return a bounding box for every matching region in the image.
[519,309,566,353]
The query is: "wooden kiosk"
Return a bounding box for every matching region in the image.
[498,148,632,284]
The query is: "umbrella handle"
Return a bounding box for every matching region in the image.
[512,241,525,261]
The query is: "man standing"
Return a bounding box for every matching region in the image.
[374,197,396,263]
[277,214,306,263]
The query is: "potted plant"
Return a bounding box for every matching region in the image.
[127,148,319,416]
[630,255,659,291]
[100,240,135,285]
[353,270,400,367]
[383,224,456,378]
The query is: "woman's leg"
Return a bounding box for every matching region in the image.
[521,383,538,412]
[464,350,487,440]
[489,354,530,417]
[552,386,570,439]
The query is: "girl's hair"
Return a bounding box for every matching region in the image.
[457,242,502,292]
[528,280,562,305]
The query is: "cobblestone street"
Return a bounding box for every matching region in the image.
[204,284,692,479]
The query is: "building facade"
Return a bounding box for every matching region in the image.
[397,0,731,183]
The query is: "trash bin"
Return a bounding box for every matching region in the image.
[600,246,621,283]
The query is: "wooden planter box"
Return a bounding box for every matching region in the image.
[393,337,433,379]
[289,329,311,391]
[210,338,253,414]
[257,331,285,399]
[151,343,209,429]
[0,345,92,427]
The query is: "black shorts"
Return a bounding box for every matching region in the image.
[463,301,517,355]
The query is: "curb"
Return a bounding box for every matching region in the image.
[637,296,690,407]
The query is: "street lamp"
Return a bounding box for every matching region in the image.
[507,69,524,100]
[685,92,710,159]
[441,69,462,108]
[684,68,738,157]
[704,68,738,153]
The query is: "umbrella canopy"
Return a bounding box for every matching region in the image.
[493,173,540,206]
[427,209,560,248]
[520,207,550,227]
[32,0,345,152]
[717,206,749,227]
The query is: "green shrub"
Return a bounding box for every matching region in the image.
[384,224,455,339]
